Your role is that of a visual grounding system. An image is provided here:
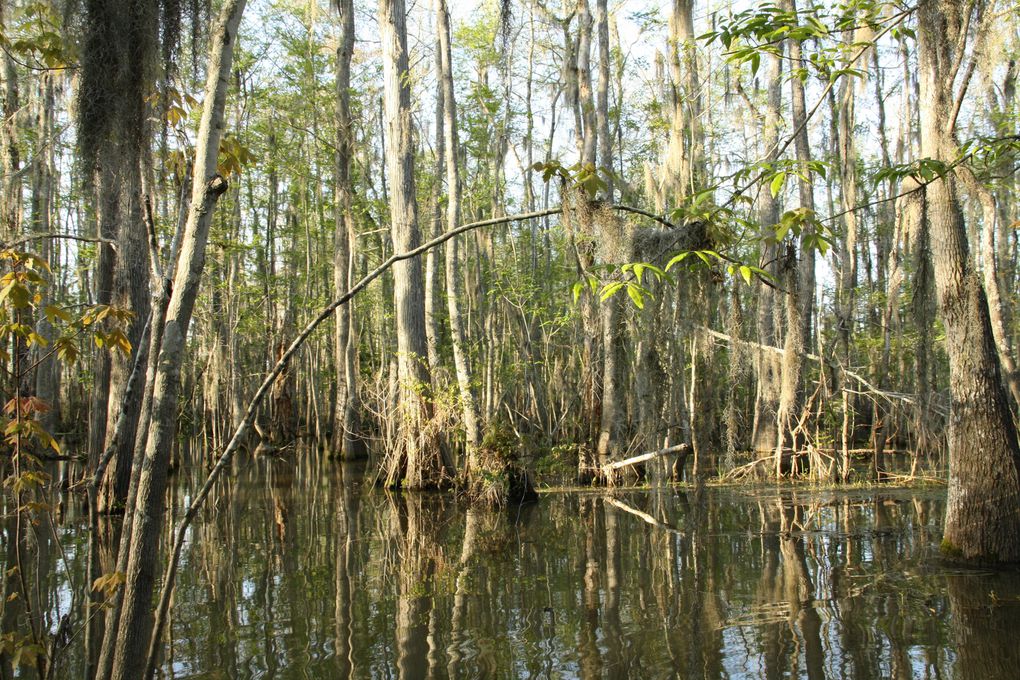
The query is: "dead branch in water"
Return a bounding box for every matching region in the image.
[603,443,690,472]
[599,443,690,485]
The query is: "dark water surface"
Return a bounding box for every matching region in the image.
[33,456,1020,678]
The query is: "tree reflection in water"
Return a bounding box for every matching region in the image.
[10,454,1020,679]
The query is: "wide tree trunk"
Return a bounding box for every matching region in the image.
[104,3,245,678]
[918,0,1020,563]
[79,0,157,511]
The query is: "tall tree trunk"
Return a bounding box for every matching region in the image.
[576,0,596,168]
[380,0,452,490]
[595,0,622,466]
[80,0,157,511]
[332,0,363,459]
[752,47,783,454]
[32,74,60,434]
[436,0,482,464]
[918,0,1020,563]
[834,29,861,480]
[0,0,19,241]
[774,0,813,470]
[663,0,701,204]
[563,1,602,474]
[786,0,815,351]
[105,3,245,678]
[424,60,443,374]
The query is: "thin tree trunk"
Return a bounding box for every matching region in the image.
[786,0,815,351]
[436,0,482,463]
[380,0,452,490]
[0,0,21,241]
[332,0,363,458]
[594,0,622,466]
[752,48,783,454]
[32,74,60,434]
[774,0,813,470]
[835,31,860,480]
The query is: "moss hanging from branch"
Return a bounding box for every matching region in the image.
[74,0,187,173]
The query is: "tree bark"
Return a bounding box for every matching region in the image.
[773,0,813,472]
[436,0,482,463]
[80,0,157,511]
[331,0,363,459]
[662,0,702,204]
[380,0,452,490]
[31,74,60,435]
[752,48,783,453]
[918,0,1020,563]
[424,46,444,374]
[957,166,1020,411]
[785,0,815,351]
[0,0,20,241]
[594,0,623,466]
[105,3,245,678]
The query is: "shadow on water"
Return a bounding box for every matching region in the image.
[11,452,1020,678]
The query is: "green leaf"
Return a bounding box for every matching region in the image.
[769,171,786,198]
[665,252,690,271]
[626,284,645,309]
[599,282,624,301]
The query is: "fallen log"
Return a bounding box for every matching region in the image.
[815,447,912,456]
[603,443,690,473]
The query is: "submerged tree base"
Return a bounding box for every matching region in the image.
[466,425,538,508]
[467,463,538,508]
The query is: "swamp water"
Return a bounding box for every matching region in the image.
[21,456,1020,678]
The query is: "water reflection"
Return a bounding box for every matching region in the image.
[9,456,1020,679]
